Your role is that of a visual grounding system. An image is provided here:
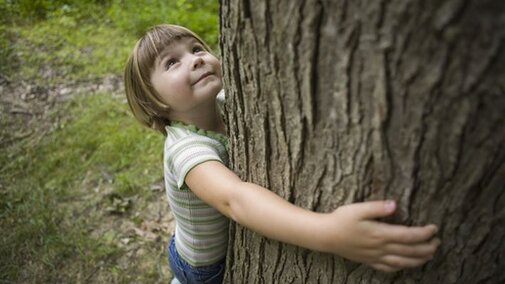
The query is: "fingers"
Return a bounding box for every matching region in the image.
[378,223,438,244]
[380,254,432,269]
[369,233,440,272]
[370,263,401,273]
[385,238,440,258]
[371,251,435,272]
[353,200,397,220]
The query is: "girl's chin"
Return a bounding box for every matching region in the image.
[205,81,223,95]
[194,77,222,90]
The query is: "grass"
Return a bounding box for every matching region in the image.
[0,1,219,281]
[0,93,166,282]
[5,17,135,84]
[1,0,219,84]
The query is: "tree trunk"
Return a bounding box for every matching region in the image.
[219,0,505,282]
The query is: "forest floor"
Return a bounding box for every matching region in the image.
[1,2,218,282]
[0,74,175,283]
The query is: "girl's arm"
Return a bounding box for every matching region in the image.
[185,161,440,272]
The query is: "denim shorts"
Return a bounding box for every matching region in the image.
[168,235,225,284]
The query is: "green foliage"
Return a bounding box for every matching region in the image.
[1,93,164,203]
[0,25,15,75]
[9,19,132,82]
[1,0,219,82]
[0,0,111,23]
[1,0,122,81]
[0,93,164,280]
[2,0,131,82]
[0,0,218,281]
[0,0,60,22]
[107,0,219,48]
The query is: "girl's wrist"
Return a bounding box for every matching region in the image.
[305,212,338,253]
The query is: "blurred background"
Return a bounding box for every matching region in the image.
[0,0,218,282]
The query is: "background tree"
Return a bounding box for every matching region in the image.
[219,0,505,283]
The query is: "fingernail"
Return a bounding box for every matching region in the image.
[432,225,438,234]
[385,200,396,212]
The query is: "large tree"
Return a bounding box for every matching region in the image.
[219,0,505,283]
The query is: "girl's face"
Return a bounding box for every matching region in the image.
[150,37,222,117]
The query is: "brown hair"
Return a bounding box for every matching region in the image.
[124,24,212,135]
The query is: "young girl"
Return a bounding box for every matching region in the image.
[124,24,440,284]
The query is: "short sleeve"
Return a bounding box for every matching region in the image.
[165,136,224,189]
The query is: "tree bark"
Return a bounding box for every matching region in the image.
[219,0,505,283]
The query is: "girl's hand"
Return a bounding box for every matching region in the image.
[321,200,440,272]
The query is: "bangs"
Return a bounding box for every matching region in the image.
[135,24,210,80]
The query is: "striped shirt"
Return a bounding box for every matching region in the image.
[163,95,229,267]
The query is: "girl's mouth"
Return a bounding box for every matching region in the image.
[193,72,212,85]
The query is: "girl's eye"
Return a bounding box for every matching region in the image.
[192,46,203,53]
[165,59,177,69]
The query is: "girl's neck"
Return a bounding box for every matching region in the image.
[171,102,225,135]
[192,110,225,135]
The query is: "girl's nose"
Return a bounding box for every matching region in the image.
[192,56,204,69]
